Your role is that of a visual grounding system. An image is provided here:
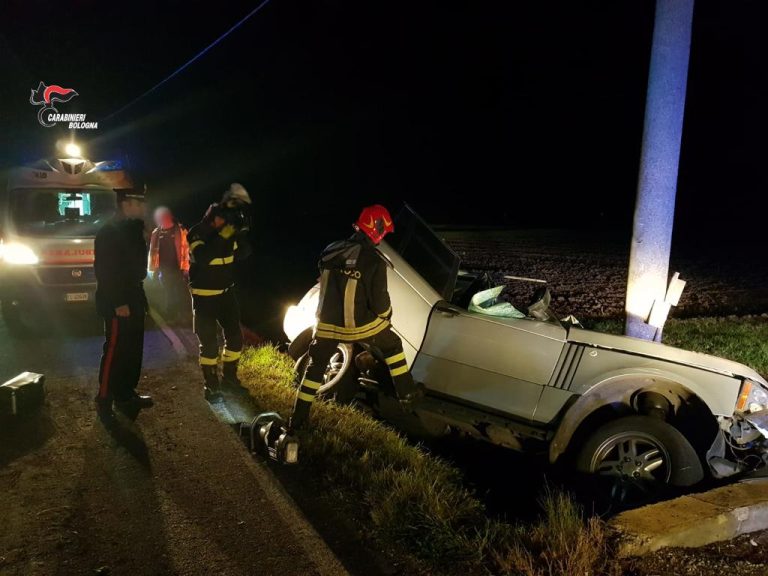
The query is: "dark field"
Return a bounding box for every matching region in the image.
[441,229,768,321]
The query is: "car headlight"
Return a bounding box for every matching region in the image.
[282,285,320,341]
[736,380,768,414]
[283,304,316,342]
[0,242,39,265]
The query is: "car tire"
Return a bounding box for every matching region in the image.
[576,415,704,509]
[294,342,359,403]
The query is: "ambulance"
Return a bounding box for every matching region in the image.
[0,150,133,333]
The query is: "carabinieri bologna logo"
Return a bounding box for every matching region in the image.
[29,81,98,129]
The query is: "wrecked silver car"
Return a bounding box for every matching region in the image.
[284,206,768,503]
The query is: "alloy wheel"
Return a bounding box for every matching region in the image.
[589,431,671,505]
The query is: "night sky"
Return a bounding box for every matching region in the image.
[1,1,766,332]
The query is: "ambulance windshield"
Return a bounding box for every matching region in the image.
[10,188,115,237]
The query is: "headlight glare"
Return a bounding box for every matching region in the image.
[0,242,39,265]
[282,285,320,341]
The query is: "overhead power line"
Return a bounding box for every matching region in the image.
[106,0,273,120]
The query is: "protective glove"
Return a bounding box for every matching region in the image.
[219,224,237,239]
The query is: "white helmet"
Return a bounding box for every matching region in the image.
[222,182,251,206]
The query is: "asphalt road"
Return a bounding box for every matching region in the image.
[0,309,350,576]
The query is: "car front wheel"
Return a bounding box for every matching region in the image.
[294,342,359,403]
[576,415,704,509]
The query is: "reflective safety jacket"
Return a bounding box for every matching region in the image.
[187,221,251,296]
[148,224,189,273]
[315,232,392,341]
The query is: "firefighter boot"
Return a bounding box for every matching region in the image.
[221,359,243,390]
[202,365,223,403]
[393,373,425,407]
[384,353,425,406]
[288,398,312,432]
[222,361,250,397]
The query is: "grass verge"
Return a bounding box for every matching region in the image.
[240,317,767,574]
[240,345,614,575]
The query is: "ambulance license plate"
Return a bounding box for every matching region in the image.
[66,292,89,302]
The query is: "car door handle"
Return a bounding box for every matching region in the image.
[435,303,459,317]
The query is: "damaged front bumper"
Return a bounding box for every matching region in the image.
[708,409,768,478]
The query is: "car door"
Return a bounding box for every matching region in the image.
[379,205,461,365]
[411,303,567,421]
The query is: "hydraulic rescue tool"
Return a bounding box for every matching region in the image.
[242,412,299,465]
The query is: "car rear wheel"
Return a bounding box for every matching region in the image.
[576,415,704,510]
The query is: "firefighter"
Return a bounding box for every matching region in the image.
[94,186,153,419]
[187,183,252,401]
[289,205,424,431]
[148,206,189,322]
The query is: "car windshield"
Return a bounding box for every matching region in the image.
[9,188,114,237]
[385,205,460,301]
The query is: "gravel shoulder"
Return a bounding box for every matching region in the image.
[623,530,768,576]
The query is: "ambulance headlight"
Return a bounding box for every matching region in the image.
[64,143,82,158]
[0,242,39,265]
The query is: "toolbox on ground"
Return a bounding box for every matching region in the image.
[0,372,46,417]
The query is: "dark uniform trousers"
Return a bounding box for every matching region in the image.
[97,297,145,402]
[293,327,415,424]
[94,215,148,407]
[159,266,187,321]
[192,289,243,370]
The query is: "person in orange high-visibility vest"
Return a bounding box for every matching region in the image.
[148,206,189,322]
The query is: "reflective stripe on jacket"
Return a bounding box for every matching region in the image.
[315,233,392,342]
[187,221,251,296]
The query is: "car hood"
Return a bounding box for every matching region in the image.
[568,327,767,386]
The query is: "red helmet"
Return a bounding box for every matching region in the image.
[356,205,394,244]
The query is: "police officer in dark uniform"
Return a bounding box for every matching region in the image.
[289,205,424,431]
[94,186,153,419]
[187,183,252,401]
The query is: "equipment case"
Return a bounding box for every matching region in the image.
[0,372,46,417]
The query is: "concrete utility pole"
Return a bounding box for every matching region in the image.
[625,0,695,341]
